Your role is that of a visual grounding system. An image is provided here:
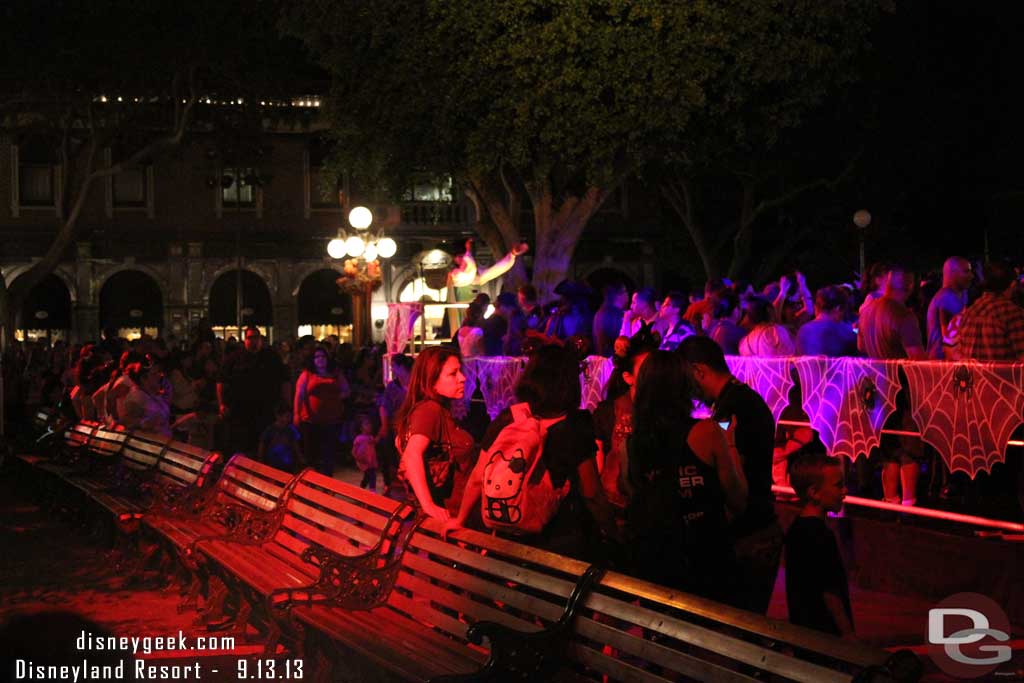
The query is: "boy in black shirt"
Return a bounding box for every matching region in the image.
[785,450,855,638]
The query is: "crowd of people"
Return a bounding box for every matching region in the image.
[455,257,1024,364]
[3,255,1023,638]
[2,321,402,491]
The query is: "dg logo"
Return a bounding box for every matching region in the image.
[928,592,1013,679]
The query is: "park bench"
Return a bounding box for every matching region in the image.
[187,468,421,648]
[143,454,298,611]
[279,511,918,683]
[184,470,918,682]
[12,420,102,512]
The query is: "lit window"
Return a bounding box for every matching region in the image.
[222,168,256,206]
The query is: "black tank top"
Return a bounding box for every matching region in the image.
[625,419,731,592]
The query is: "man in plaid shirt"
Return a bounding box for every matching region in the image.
[956,260,1024,362]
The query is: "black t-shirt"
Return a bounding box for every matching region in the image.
[784,516,853,636]
[482,314,509,356]
[713,379,776,536]
[480,408,597,560]
[218,348,287,415]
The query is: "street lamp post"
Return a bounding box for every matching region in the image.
[853,209,872,282]
[326,205,395,346]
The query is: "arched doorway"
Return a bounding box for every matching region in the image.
[208,270,273,340]
[585,267,636,304]
[99,270,164,340]
[296,269,353,341]
[14,273,71,342]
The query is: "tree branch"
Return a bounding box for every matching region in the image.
[749,150,861,225]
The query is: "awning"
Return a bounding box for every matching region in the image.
[209,270,273,326]
[99,270,164,329]
[297,269,352,325]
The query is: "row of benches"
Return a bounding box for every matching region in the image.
[15,414,921,683]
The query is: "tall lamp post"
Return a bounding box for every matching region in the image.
[327,206,396,346]
[853,209,872,282]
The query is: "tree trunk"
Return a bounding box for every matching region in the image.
[660,176,720,281]
[530,184,607,303]
[728,183,757,279]
[0,277,14,349]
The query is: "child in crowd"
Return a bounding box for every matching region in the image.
[784,449,855,638]
[352,414,379,492]
[258,403,302,473]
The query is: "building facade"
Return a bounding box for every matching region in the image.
[1,127,661,346]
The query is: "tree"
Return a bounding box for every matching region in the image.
[0,0,317,344]
[655,1,883,280]
[286,0,729,301]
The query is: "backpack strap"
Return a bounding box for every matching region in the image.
[509,402,532,423]
[524,412,567,486]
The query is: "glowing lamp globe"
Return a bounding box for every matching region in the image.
[377,237,397,259]
[327,238,347,259]
[345,235,366,258]
[853,210,872,229]
[363,243,378,262]
[348,206,373,230]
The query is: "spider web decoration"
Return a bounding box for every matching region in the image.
[794,357,903,462]
[451,359,479,420]
[471,357,527,418]
[580,356,615,412]
[902,361,1024,479]
[384,303,422,355]
[725,356,795,425]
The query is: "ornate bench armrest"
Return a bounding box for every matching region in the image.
[146,479,212,517]
[268,503,423,613]
[427,564,606,683]
[186,502,288,558]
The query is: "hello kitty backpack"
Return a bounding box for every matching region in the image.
[479,403,568,535]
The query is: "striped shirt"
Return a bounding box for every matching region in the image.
[956,292,1024,361]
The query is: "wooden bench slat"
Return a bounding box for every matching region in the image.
[409,531,578,601]
[296,605,484,681]
[396,571,541,638]
[582,591,849,683]
[220,470,290,500]
[596,570,886,670]
[122,438,168,457]
[299,469,402,513]
[573,615,764,683]
[569,642,699,683]
[277,510,373,560]
[227,457,296,484]
[217,483,280,511]
[387,589,473,644]
[401,551,565,623]
[289,480,394,529]
[161,449,205,473]
[285,496,384,540]
[156,459,200,485]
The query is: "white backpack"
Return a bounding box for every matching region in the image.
[479,403,568,535]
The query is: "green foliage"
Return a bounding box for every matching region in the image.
[286,0,881,205]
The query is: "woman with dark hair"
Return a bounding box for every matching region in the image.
[738,295,795,357]
[446,345,616,561]
[456,301,486,357]
[395,346,475,521]
[377,353,414,495]
[625,350,747,601]
[293,344,350,476]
